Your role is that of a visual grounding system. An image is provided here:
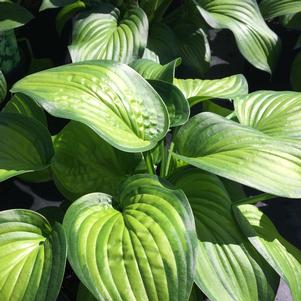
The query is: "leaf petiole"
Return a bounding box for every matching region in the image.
[234,193,277,206]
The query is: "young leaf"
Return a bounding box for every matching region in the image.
[192,0,281,73]
[148,79,190,126]
[0,70,6,102]
[174,74,248,106]
[170,168,279,301]
[234,91,301,142]
[173,112,301,198]
[0,1,33,31]
[11,60,169,152]
[234,204,301,301]
[63,175,198,301]
[0,113,53,182]
[259,0,301,19]
[69,4,148,63]
[0,209,67,301]
[3,93,47,126]
[52,121,141,200]
[130,58,180,83]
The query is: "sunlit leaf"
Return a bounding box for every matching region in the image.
[69,4,148,63]
[192,0,281,73]
[171,168,279,301]
[11,60,169,152]
[63,175,198,301]
[174,74,248,106]
[0,209,67,301]
[173,112,301,197]
[234,204,301,301]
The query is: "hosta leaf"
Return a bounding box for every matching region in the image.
[234,91,301,142]
[173,112,301,197]
[3,93,47,126]
[144,23,179,64]
[69,4,148,63]
[52,121,141,200]
[192,0,281,73]
[0,70,6,102]
[77,283,97,301]
[0,113,53,182]
[259,0,301,19]
[139,0,171,21]
[170,168,278,301]
[148,80,190,126]
[0,1,33,31]
[173,24,211,77]
[40,0,76,11]
[63,175,198,301]
[0,30,21,74]
[234,204,301,301]
[189,285,204,301]
[0,209,67,301]
[174,74,248,106]
[11,60,169,152]
[130,58,180,83]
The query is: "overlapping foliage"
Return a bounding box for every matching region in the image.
[1,0,301,300]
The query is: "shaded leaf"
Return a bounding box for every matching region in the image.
[148,79,190,126]
[0,113,53,182]
[0,1,33,31]
[11,60,169,152]
[234,204,301,301]
[0,209,67,301]
[40,0,76,11]
[3,93,47,126]
[69,4,148,63]
[63,175,198,301]
[0,70,6,103]
[52,121,141,200]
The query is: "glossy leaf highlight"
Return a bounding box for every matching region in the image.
[63,175,198,301]
[234,204,301,301]
[0,209,67,301]
[69,4,148,63]
[11,61,169,152]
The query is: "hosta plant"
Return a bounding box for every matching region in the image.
[1,0,301,301]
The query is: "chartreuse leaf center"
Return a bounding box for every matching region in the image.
[63,174,198,301]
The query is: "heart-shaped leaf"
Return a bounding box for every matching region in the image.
[259,0,301,19]
[148,80,190,126]
[192,0,281,73]
[234,204,301,301]
[0,71,6,103]
[0,209,67,301]
[11,60,169,152]
[63,175,198,301]
[130,58,180,83]
[0,1,33,31]
[3,93,47,126]
[69,4,148,63]
[173,112,301,197]
[170,168,279,301]
[234,90,301,143]
[174,75,248,106]
[0,112,53,182]
[52,121,141,200]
